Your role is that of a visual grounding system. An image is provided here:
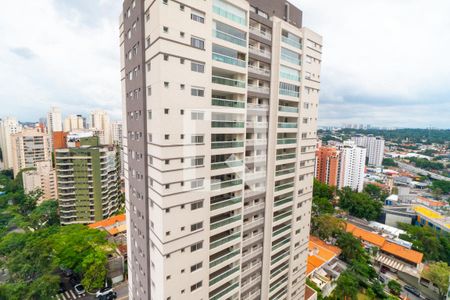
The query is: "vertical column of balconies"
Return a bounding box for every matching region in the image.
[208,1,249,299]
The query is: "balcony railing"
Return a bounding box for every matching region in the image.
[277,138,297,145]
[210,214,241,230]
[272,224,291,237]
[212,75,246,88]
[211,196,242,210]
[213,5,246,26]
[213,29,247,47]
[281,54,301,66]
[210,282,239,300]
[280,72,301,82]
[273,211,292,222]
[276,153,296,160]
[272,237,290,251]
[211,160,243,170]
[212,120,245,128]
[278,122,297,128]
[274,182,294,192]
[211,141,244,149]
[249,45,271,58]
[279,89,299,97]
[278,105,298,113]
[213,52,246,67]
[246,121,268,129]
[212,98,245,108]
[282,36,302,49]
[248,84,270,94]
[210,232,241,249]
[275,167,295,177]
[247,103,269,110]
[210,178,243,190]
[248,65,270,76]
[274,196,293,207]
[249,26,272,40]
[209,266,240,286]
[210,249,240,268]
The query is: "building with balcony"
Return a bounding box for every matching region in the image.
[315,147,341,187]
[352,134,385,167]
[337,141,366,192]
[120,0,322,299]
[55,136,121,225]
[22,160,57,204]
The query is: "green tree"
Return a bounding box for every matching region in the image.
[364,184,388,202]
[336,232,367,263]
[28,199,59,229]
[422,261,450,298]
[313,179,335,200]
[312,196,334,215]
[311,214,345,240]
[382,158,398,167]
[333,271,359,300]
[431,180,450,195]
[387,280,402,296]
[81,250,109,291]
[338,187,382,220]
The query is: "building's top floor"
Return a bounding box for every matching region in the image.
[248,0,302,28]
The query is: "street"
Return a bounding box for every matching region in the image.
[56,282,128,300]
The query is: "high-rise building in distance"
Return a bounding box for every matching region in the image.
[111,120,123,147]
[0,117,22,170]
[47,106,63,134]
[121,0,322,299]
[315,147,341,187]
[22,160,58,204]
[63,114,85,132]
[352,134,385,167]
[337,141,366,192]
[90,110,112,145]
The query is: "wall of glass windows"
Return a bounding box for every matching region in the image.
[280,47,301,66]
[280,65,301,82]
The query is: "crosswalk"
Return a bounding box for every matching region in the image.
[54,290,83,300]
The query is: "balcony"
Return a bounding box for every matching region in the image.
[249,26,271,40]
[274,182,294,192]
[244,202,265,215]
[281,54,301,66]
[270,263,289,279]
[212,120,245,128]
[210,282,239,300]
[212,98,245,108]
[276,153,296,160]
[246,139,267,147]
[213,29,247,47]
[245,171,266,181]
[246,121,268,129]
[279,89,299,97]
[277,138,297,145]
[211,160,243,170]
[273,211,292,222]
[213,52,246,67]
[212,75,246,88]
[241,261,262,278]
[211,215,241,230]
[278,105,298,113]
[247,103,269,110]
[213,5,246,26]
[210,232,241,249]
[210,178,243,190]
[282,36,302,49]
[209,266,240,286]
[271,237,290,251]
[211,196,242,210]
[242,232,264,248]
[275,167,295,177]
[249,45,271,58]
[274,196,293,207]
[278,122,297,128]
[272,224,291,237]
[210,249,240,268]
[248,84,270,94]
[211,141,244,149]
[248,65,270,76]
[245,155,266,164]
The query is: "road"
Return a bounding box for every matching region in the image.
[396,161,450,181]
[56,282,128,300]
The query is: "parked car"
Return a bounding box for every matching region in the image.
[99,291,117,300]
[404,285,421,297]
[96,287,114,298]
[74,284,85,296]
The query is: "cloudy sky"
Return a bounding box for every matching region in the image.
[1,0,449,128]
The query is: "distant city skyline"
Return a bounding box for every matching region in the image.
[1,0,450,128]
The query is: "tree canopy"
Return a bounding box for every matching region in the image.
[422,261,450,298]
[338,187,382,220]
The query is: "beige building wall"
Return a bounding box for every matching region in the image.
[0,117,22,170]
[63,115,84,132]
[22,160,57,204]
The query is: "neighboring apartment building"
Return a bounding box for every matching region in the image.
[0,117,22,170]
[22,160,57,204]
[315,147,340,187]
[47,107,63,134]
[121,0,322,299]
[352,134,385,167]
[337,141,366,192]
[11,128,51,176]
[63,114,85,132]
[55,136,121,225]
[90,110,112,145]
[111,121,123,147]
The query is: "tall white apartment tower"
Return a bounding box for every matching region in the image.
[0,117,22,170]
[120,0,322,299]
[63,114,85,132]
[90,110,112,145]
[111,121,123,147]
[47,107,63,134]
[337,141,366,192]
[352,134,385,167]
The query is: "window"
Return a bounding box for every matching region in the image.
[191,111,204,120]
[190,37,205,49]
[165,134,170,140]
[191,135,204,144]
[191,62,205,73]
[147,110,152,119]
[190,281,202,292]
[191,87,205,97]
[180,58,185,64]
[180,4,184,11]
[191,10,205,23]
[163,0,168,4]
[191,157,204,166]
[164,54,169,61]
[164,108,169,114]
[190,179,203,189]
[191,200,203,210]
[190,262,202,272]
[180,84,185,90]
[164,82,169,88]
[191,222,203,231]
[190,242,203,253]
[163,26,169,33]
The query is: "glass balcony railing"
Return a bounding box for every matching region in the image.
[276,153,296,160]
[280,72,301,82]
[274,182,294,192]
[211,141,244,149]
[270,263,289,279]
[271,252,290,267]
[213,29,247,47]
[275,168,295,177]
[213,6,247,26]
[210,249,240,268]
[273,211,292,222]
[210,179,243,190]
[209,266,240,286]
[212,75,246,88]
[211,196,242,210]
[212,52,246,67]
[272,224,291,237]
[278,122,297,128]
[281,54,301,66]
[279,89,299,97]
[278,105,299,113]
[212,98,245,108]
[212,120,245,128]
[210,282,239,300]
[271,238,290,251]
[274,196,293,207]
[210,232,241,249]
[210,214,241,230]
[277,138,297,145]
[211,160,243,170]
[282,36,302,48]
[270,280,286,293]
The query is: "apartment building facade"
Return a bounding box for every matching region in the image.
[337,141,366,192]
[63,114,85,132]
[22,160,58,204]
[90,110,112,145]
[47,106,63,134]
[55,137,121,225]
[315,147,341,187]
[352,134,385,167]
[120,0,322,299]
[0,117,22,170]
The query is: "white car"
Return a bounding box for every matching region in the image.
[96,287,114,298]
[74,284,85,296]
